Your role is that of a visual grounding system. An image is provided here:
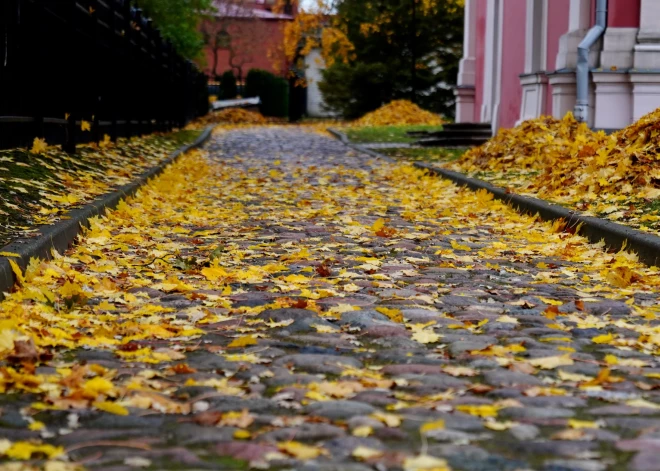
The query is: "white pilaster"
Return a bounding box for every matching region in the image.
[637,0,660,44]
[549,72,594,125]
[519,0,548,124]
[481,0,503,132]
[634,0,660,68]
[455,87,476,123]
[524,0,543,73]
[601,28,639,69]
[556,0,598,70]
[455,0,477,123]
[518,74,549,124]
[593,72,633,129]
[630,73,660,121]
[457,0,477,86]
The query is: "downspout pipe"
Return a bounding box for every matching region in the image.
[574,0,608,123]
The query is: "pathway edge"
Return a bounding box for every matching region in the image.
[0,126,214,298]
[328,127,660,268]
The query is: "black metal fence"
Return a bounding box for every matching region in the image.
[0,0,209,152]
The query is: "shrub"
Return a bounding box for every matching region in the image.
[220,70,238,99]
[245,69,289,118]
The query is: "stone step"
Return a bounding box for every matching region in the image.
[416,136,490,147]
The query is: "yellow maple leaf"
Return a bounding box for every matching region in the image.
[83,377,115,397]
[311,324,338,333]
[568,419,600,429]
[227,335,258,348]
[484,420,518,431]
[4,442,64,460]
[370,411,401,427]
[201,266,228,281]
[8,259,25,286]
[97,300,116,310]
[352,425,373,437]
[94,401,129,416]
[528,355,574,370]
[31,137,48,154]
[233,429,251,439]
[28,421,45,431]
[59,281,84,298]
[81,120,91,131]
[450,239,471,251]
[278,441,326,460]
[420,419,445,435]
[371,218,386,232]
[456,404,499,418]
[375,307,403,323]
[592,332,614,344]
[352,445,383,460]
[403,454,450,471]
[411,329,440,344]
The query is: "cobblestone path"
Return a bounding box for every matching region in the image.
[2,127,660,471]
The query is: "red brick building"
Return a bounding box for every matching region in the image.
[200,0,296,81]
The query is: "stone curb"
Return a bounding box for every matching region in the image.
[328,127,660,268]
[0,126,214,298]
[326,128,396,163]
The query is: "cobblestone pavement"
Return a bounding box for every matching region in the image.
[2,127,660,471]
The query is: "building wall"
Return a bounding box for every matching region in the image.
[474,0,488,122]
[498,0,527,128]
[606,0,640,27]
[457,0,657,130]
[202,19,287,80]
[545,0,570,115]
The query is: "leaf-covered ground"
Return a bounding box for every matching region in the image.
[0,131,201,248]
[446,112,660,235]
[1,127,660,470]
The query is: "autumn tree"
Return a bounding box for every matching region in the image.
[317,0,464,119]
[135,0,212,59]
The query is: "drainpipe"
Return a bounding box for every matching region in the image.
[574,0,608,123]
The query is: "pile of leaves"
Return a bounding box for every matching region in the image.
[352,100,443,127]
[0,131,200,247]
[450,110,660,231]
[193,108,267,127]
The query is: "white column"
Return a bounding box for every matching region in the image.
[457,0,477,86]
[637,0,660,44]
[455,0,477,123]
[556,0,596,70]
[518,0,548,124]
[480,0,503,132]
[524,0,543,74]
[635,0,660,68]
[631,74,660,120]
[601,28,639,69]
[593,73,633,129]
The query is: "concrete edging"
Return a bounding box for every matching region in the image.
[327,128,396,163]
[328,127,660,268]
[0,126,214,298]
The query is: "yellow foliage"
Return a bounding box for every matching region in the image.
[353,100,443,127]
[195,108,267,127]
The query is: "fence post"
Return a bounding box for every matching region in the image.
[91,0,101,143]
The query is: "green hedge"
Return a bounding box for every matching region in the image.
[245,69,289,118]
[220,70,237,99]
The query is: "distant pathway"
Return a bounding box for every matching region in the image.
[1,127,660,471]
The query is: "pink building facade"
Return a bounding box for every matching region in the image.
[455,0,660,132]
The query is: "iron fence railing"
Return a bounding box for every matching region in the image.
[0,0,209,152]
